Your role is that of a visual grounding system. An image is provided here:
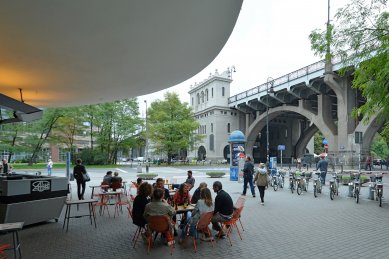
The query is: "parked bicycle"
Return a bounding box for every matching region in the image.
[277,170,286,189]
[289,171,296,194]
[313,171,322,198]
[351,173,361,204]
[296,172,308,195]
[329,172,340,200]
[372,173,383,207]
[271,169,279,191]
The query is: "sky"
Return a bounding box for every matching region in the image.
[138,0,349,116]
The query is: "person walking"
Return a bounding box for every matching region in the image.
[73,158,87,200]
[242,155,256,197]
[47,159,53,176]
[316,155,328,185]
[254,163,268,205]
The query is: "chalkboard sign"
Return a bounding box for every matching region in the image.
[31,179,51,193]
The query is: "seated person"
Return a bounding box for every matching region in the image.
[143,188,176,244]
[191,182,207,204]
[135,177,143,188]
[172,170,196,191]
[211,181,233,238]
[112,172,123,184]
[132,182,152,228]
[180,187,214,243]
[173,183,191,205]
[102,171,113,185]
[173,183,192,229]
[155,178,171,201]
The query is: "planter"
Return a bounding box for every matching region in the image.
[341,175,351,185]
[136,173,158,180]
[206,172,226,178]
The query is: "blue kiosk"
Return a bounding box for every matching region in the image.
[228,130,246,181]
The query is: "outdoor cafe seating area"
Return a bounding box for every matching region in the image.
[66,179,247,255]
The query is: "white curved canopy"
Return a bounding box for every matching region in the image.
[0,0,242,108]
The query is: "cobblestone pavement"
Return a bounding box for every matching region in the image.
[1,166,388,259]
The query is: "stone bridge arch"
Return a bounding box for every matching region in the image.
[246,104,335,158]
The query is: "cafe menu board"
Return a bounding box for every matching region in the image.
[231,143,245,166]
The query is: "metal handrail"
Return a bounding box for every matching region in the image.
[228,58,342,104]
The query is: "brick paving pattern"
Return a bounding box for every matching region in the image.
[1,167,388,259]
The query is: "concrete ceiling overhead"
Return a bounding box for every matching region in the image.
[0,0,243,108]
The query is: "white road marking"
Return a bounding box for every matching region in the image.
[115,168,128,173]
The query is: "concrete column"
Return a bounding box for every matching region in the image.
[245,113,250,132]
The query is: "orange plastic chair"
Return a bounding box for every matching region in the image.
[94,193,110,217]
[0,243,10,259]
[217,207,243,246]
[234,196,246,231]
[146,215,174,255]
[190,211,214,252]
[128,204,145,248]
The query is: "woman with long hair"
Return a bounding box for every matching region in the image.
[173,183,191,205]
[132,182,152,228]
[179,187,214,243]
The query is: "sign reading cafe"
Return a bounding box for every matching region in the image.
[31,180,51,193]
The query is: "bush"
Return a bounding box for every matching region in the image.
[137,173,158,180]
[206,172,226,178]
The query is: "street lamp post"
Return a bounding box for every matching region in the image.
[144,100,149,172]
[266,77,274,166]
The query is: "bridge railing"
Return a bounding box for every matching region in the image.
[228,58,342,104]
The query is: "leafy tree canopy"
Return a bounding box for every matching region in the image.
[148,92,201,162]
[309,0,389,137]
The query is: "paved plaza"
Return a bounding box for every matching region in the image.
[1,166,389,259]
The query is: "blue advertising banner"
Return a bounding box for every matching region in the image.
[230,167,238,181]
[231,143,245,166]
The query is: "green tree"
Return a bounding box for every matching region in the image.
[92,99,142,164]
[371,133,389,159]
[309,0,389,136]
[148,92,202,163]
[314,132,324,155]
[49,107,87,152]
[0,112,29,162]
[24,108,63,165]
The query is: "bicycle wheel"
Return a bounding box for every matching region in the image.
[330,186,334,200]
[297,184,302,195]
[273,180,278,191]
[378,189,382,207]
[313,184,317,198]
[355,188,359,203]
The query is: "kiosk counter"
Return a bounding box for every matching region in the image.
[0,174,68,225]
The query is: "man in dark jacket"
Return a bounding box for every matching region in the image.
[242,155,256,197]
[211,181,233,237]
[316,155,328,185]
[73,159,87,200]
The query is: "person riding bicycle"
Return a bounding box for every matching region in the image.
[316,155,328,185]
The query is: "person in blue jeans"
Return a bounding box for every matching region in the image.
[316,155,328,185]
[179,187,214,243]
[242,155,256,197]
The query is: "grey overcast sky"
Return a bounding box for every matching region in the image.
[138,0,348,116]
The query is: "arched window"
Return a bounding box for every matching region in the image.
[206,89,209,101]
[209,134,214,151]
[197,93,200,104]
[211,123,213,133]
[191,97,194,106]
[201,91,205,103]
[212,88,214,97]
[222,87,225,96]
[227,123,230,133]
